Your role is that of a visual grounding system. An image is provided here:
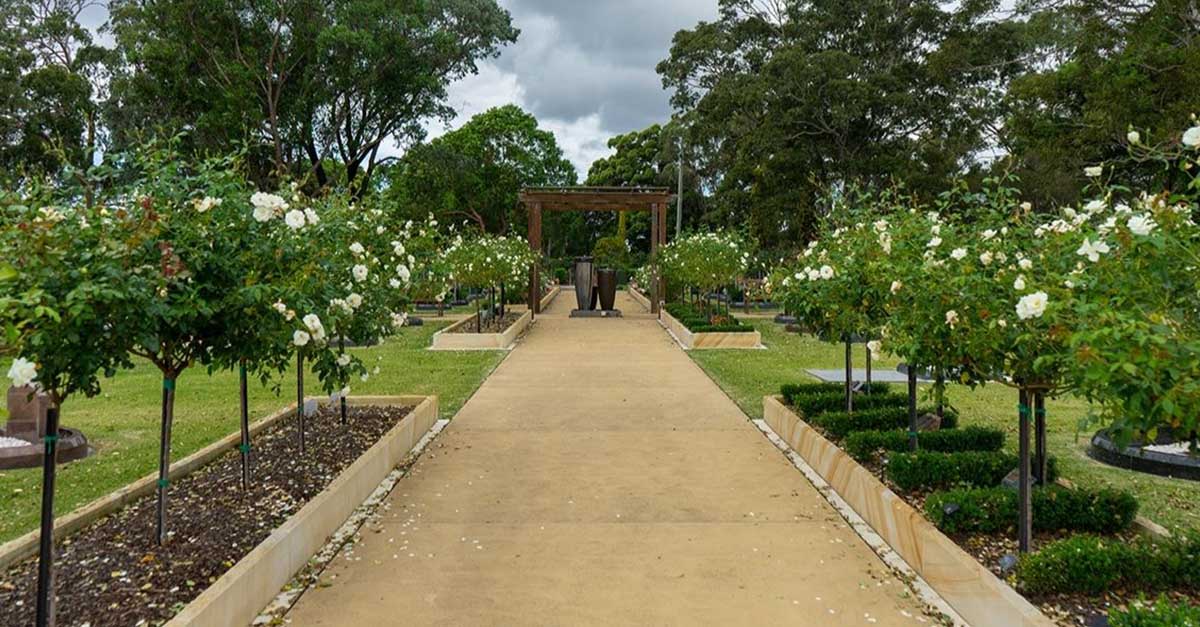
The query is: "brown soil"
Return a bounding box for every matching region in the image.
[0,403,411,627]
[788,400,1200,626]
[449,311,522,334]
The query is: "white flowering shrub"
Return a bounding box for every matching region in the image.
[656,230,750,316]
[444,232,538,298]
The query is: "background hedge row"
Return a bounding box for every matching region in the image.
[925,485,1138,534]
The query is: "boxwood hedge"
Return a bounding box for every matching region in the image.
[886,451,1057,491]
[843,426,1004,460]
[924,485,1138,534]
[1017,532,1200,596]
[810,405,958,439]
[1109,597,1200,626]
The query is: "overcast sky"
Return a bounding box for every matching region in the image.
[426,0,719,175]
[80,0,718,177]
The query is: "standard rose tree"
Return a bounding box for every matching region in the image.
[656,230,750,321]
[444,233,538,332]
[0,189,138,625]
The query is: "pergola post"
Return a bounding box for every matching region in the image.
[528,202,542,315]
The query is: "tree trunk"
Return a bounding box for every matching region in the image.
[844,337,854,413]
[296,353,306,455]
[1018,387,1033,553]
[865,343,873,391]
[156,377,176,546]
[239,361,251,490]
[907,368,918,451]
[1034,391,1047,485]
[36,404,61,627]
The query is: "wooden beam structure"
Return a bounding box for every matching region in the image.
[520,187,672,315]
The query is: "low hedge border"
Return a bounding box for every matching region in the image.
[924,485,1138,535]
[844,426,1004,460]
[886,450,1058,491]
[779,382,894,402]
[810,405,958,440]
[787,391,912,418]
[664,304,755,334]
[1109,597,1200,626]
[1017,532,1200,596]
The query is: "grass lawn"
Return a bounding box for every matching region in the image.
[0,322,506,544]
[691,319,1200,532]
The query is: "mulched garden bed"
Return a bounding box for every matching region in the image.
[448,311,522,334]
[788,398,1200,626]
[0,403,411,627]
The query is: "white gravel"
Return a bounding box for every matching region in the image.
[1144,442,1198,456]
[0,436,32,449]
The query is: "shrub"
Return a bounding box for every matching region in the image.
[844,426,1004,460]
[1017,532,1200,596]
[886,451,1057,491]
[788,391,910,417]
[779,382,892,403]
[925,486,1138,535]
[811,405,959,439]
[1109,597,1200,627]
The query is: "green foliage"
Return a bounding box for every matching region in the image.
[1017,532,1200,596]
[925,486,1138,535]
[1109,597,1200,627]
[785,389,908,417]
[887,451,1057,491]
[810,405,957,440]
[386,105,576,233]
[592,235,631,271]
[843,426,1004,460]
[444,232,537,292]
[664,302,753,333]
[657,230,751,296]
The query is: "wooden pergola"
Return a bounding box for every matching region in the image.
[519,186,672,315]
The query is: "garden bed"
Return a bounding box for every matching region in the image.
[659,304,762,350]
[429,309,532,350]
[627,285,652,310]
[0,396,438,627]
[539,284,560,311]
[762,392,1199,626]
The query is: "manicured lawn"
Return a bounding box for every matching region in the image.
[0,322,506,543]
[690,320,1200,532]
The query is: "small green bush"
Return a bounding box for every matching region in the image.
[1110,597,1200,627]
[886,451,1057,491]
[779,382,893,403]
[811,405,959,439]
[844,426,1004,460]
[925,485,1138,534]
[1017,532,1200,596]
[789,391,911,418]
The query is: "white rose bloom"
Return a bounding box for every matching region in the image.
[195,197,222,213]
[1183,126,1200,148]
[1018,258,1033,270]
[950,247,967,260]
[1084,165,1103,177]
[1020,202,1032,213]
[1016,291,1048,320]
[7,357,37,388]
[944,310,959,328]
[866,340,882,361]
[251,192,287,211]
[349,242,365,256]
[389,278,401,289]
[1013,275,1027,291]
[819,265,834,280]
[337,354,352,367]
[252,204,274,223]
[1098,216,1117,234]
[397,265,411,283]
[360,373,370,382]
[1084,199,1105,215]
[352,264,369,282]
[979,251,994,266]
[1075,238,1110,262]
[391,312,409,328]
[1127,130,1141,144]
[284,209,306,229]
[981,229,997,241]
[1114,203,1132,214]
[1127,214,1157,236]
[293,330,311,347]
[927,236,942,248]
[997,319,1007,328]
[273,301,288,315]
[347,293,363,309]
[303,314,323,333]
[304,208,319,225]
[806,269,821,281]
[890,280,902,294]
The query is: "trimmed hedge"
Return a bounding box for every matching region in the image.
[1017,532,1200,596]
[665,303,754,333]
[1110,597,1200,627]
[788,391,912,419]
[843,426,1004,460]
[886,451,1057,491]
[779,382,894,404]
[924,485,1138,534]
[810,405,959,439]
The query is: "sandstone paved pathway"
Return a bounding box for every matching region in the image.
[286,292,931,626]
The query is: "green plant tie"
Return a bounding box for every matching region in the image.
[157,478,169,488]
[1017,404,1032,416]
[1035,406,1046,418]
[163,378,175,391]
[907,430,920,438]
[239,443,251,454]
[43,434,58,444]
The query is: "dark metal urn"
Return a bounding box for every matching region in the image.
[596,269,617,311]
[573,257,595,310]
